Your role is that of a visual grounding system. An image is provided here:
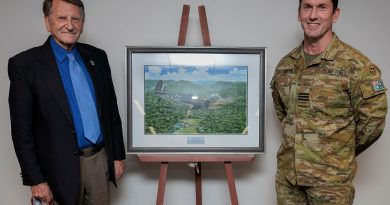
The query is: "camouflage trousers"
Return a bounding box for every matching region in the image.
[276,171,355,205]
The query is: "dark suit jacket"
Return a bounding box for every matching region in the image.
[8,37,125,205]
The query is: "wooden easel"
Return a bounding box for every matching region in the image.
[138,5,254,205]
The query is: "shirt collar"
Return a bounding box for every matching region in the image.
[289,33,340,61]
[50,36,79,63]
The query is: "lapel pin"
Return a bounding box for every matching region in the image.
[90,60,95,66]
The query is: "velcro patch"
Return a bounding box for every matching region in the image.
[371,80,385,92]
[298,93,309,101]
[298,93,309,107]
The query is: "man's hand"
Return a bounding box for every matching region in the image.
[31,182,54,204]
[114,160,124,181]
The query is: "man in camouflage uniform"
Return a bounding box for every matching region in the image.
[271,0,387,204]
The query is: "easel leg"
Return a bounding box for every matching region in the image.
[156,162,169,205]
[224,162,239,205]
[198,6,211,46]
[178,5,190,46]
[195,162,202,205]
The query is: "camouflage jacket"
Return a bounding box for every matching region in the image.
[271,34,387,186]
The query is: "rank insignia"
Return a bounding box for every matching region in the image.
[371,79,385,92]
[298,92,310,107]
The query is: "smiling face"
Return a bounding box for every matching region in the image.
[44,0,84,51]
[298,0,340,43]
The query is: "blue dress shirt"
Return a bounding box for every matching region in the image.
[50,37,103,149]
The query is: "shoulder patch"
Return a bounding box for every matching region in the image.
[369,66,378,75]
[372,79,385,92]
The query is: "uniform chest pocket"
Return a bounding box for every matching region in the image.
[275,69,297,102]
[310,72,351,117]
[275,69,295,87]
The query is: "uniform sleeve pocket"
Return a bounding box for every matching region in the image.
[360,80,387,99]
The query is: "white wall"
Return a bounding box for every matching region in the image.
[0,0,389,204]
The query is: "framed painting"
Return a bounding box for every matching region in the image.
[126,47,266,153]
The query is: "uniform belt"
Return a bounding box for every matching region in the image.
[79,144,103,157]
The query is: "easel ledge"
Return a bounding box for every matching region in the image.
[138,154,255,162]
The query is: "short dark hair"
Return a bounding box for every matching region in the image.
[43,0,85,19]
[299,0,338,13]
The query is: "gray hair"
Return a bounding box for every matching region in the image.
[43,0,85,19]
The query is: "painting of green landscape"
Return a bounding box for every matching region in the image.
[144,65,248,135]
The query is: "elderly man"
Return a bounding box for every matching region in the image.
[8,0,125,204]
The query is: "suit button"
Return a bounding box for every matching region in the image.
[73,151,78,155]
[71,130,75,135]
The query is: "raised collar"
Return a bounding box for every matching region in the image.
[289,33,340,62]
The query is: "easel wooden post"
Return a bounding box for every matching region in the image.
[138,5,254,205]
[139,155,254,205]
[198,5,211,47]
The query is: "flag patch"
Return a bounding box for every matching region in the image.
[371,80,385,92]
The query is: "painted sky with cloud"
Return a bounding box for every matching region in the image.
[145,65,247,82]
